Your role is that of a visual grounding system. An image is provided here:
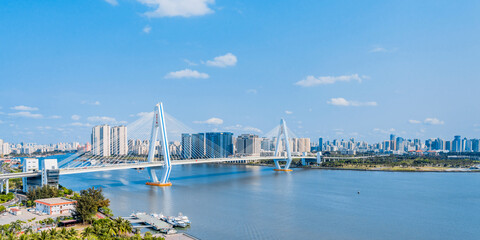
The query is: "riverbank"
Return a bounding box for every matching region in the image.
[229,162,480,172]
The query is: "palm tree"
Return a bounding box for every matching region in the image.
[82,226,94,239]
[60,227,68,238]
[39,230,49,240]
[24,226,34,236]
[48,228,59,239]
[67,228,78,238]
[9,220,22,233]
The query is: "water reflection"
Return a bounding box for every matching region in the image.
[60,164,480,240]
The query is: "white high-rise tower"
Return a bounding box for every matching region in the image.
[111,126,128,155]
[91,124,111,156]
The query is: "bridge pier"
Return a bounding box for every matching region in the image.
[145,103,172,187]
[5,179,9,194]
[273,119,293,171]
[316,152,322,164]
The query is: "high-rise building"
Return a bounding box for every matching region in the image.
[192,133,205,158]
[295,138,311,153]
[205,132,233,158]
[472,139,480,152]
[390,134,396,151]
[464,139,472,152]
[452,135,461,152]
[261,138,272,151]
[111,126,128,156]
[22,158,40,192]
[318,137,323,151]
[181,134,192,159]
[91,125,111,156]
[445,141,452,151]
[236,134,261,156]
[396,137,405,152]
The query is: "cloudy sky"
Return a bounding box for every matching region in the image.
[1,0,479,144]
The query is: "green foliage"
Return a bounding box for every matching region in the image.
[26,185,76,202]
[100,207,114,217]
[74,187,110,224]
[1,217,164,240]
[0,205,6,213]
[320,155,479,168]
[8,178,22,190]
[0,192,15,203]
[27,185,59,201]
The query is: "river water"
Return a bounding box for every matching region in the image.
[58,162,480,240]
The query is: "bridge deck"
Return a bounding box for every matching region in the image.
[1,156,318,179]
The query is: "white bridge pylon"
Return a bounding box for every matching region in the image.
[273,118,293,171]
[146,102,172,187]
[144,104,294,187]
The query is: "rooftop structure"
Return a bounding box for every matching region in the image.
[35,197,77,215]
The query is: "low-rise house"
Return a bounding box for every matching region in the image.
[34,197,77,215]
[10,208,22,215]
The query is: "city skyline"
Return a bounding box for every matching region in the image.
[1,1,480,143]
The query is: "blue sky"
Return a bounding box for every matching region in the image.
[1,0,479,144]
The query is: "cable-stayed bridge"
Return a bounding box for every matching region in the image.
[0,103,319,190]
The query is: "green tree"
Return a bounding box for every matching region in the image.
[74,187,110,224]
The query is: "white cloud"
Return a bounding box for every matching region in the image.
[295,74,364,87]
[0,120,3,124]
[370,47,387,53]
[424,118,444,125]
[184,59,198,66]
[246,89,257,94]
[87,116,118,123]
[373,128,396,134]
[137,0,215,18]
[137,112,152,117]
[11,105,39,111]
[165,69,209,79]
[8,112,43,119]
[143,25,152,33]
[37,126,52,130]
[370,46,397,53]
[71,115,81,121]
[49,115,62,119]
[81,100,101,106]
[206,53,237,67]
[285,110,293,115]
[70,122,93,127]
[243,126,262,133]
[409,118,445,125]
[327,98,377,107]
[193,117,223,125]
[104,0,118,6]
[225,124,262,133]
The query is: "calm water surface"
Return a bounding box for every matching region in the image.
[59,163,480,240]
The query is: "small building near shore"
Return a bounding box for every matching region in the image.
[10,208,22,216]
[34,197,77,215]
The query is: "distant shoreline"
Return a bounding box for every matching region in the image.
[226,162,480,173]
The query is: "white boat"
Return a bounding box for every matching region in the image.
[174,220,188,228]
[156,213,166,221]
[176,212,191,225]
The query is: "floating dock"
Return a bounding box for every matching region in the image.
[126,213,172,230]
